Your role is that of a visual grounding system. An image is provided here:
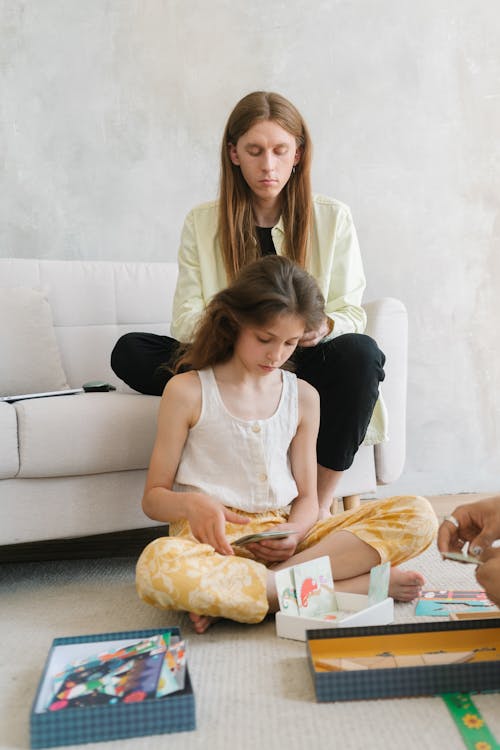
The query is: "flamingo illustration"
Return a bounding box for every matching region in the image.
[300,577,319,607]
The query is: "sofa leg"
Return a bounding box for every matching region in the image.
[342,494,361,511]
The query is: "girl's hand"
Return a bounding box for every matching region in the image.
[298,316,332,347]
[244,525,301,563]
[186,495,250,556]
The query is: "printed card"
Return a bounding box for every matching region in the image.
[420,590,491,604]
[367,561,391,606]
[442,551,482,565]
[48,651,164,710]
[415,599,494,616]
[292,556,337,618]
[275,568,299,616]
[415,600,456,617]
[156,638,187,697]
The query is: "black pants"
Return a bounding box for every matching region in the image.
[111,332,385,472]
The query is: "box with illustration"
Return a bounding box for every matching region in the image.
[306,618,500,702]
[30,627,195,748]
[274,556,394,641]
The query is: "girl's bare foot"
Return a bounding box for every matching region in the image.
[389,568,425,601]
[188,612,220,634]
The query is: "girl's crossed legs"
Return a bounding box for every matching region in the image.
[136,495,438,633]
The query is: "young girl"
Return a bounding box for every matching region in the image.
[136,256,437,633]
[112,91,386,516]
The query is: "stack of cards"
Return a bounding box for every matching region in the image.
[232,529,298,547]
[45,633,187,711]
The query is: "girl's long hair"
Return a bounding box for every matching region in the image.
[175,256,324,372]
[218,91,312,281]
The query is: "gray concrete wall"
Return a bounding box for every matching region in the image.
[1,1,499,495]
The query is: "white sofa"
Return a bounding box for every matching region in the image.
[0,258,407,549]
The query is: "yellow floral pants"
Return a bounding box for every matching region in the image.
[136,495,438,624]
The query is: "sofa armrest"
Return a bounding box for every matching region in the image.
[364,297,408,485]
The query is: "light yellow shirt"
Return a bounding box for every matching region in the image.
[171,195,387,445]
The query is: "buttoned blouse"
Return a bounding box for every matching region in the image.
[171,195,367,344]
[173,368,299,512]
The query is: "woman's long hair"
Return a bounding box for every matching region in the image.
[218,91,312,281]
[175,256,324,372]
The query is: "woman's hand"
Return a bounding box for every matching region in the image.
[186,494,250,556]
[298,316,332,347]
[476,547,500,607]
[244,524,301,563]
[437,496,500,556]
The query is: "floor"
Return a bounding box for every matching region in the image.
[1,492,498,750]
[425,491,495,519]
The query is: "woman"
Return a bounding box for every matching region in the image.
[111,91,386,516]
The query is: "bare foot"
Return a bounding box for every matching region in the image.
[389,568,425,601]
[188,612,220,634]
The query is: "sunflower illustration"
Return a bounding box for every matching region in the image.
[462,713,484,729]
[474,742,491,750]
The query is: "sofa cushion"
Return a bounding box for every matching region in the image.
[15,392,160,478]
[0,287,69,397]
[0,402,19,478]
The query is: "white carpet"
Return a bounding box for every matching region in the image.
[1,544,499,750]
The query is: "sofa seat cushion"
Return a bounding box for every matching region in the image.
[0,402,19,478]
[15,392,160,478]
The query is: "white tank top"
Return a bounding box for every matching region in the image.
[173,367,299,512]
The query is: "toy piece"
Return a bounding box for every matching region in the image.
[421,651,474,666]
[315,658,368,672]
[451,611,500,621]
[346,656,390,669]
[314,650,476,671]
[394,654,427,668]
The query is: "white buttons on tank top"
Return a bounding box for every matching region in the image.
[173,368,298,511]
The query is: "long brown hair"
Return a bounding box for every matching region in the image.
[175,256,324,372]
[218,91,312,281]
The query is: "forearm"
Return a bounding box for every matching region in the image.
[287,495,319,538]
[325,304,367,338]
[170,304,201,344]
[142,486,201,524]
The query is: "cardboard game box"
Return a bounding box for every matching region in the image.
[275,556,394,641]
[307,618,500,702]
